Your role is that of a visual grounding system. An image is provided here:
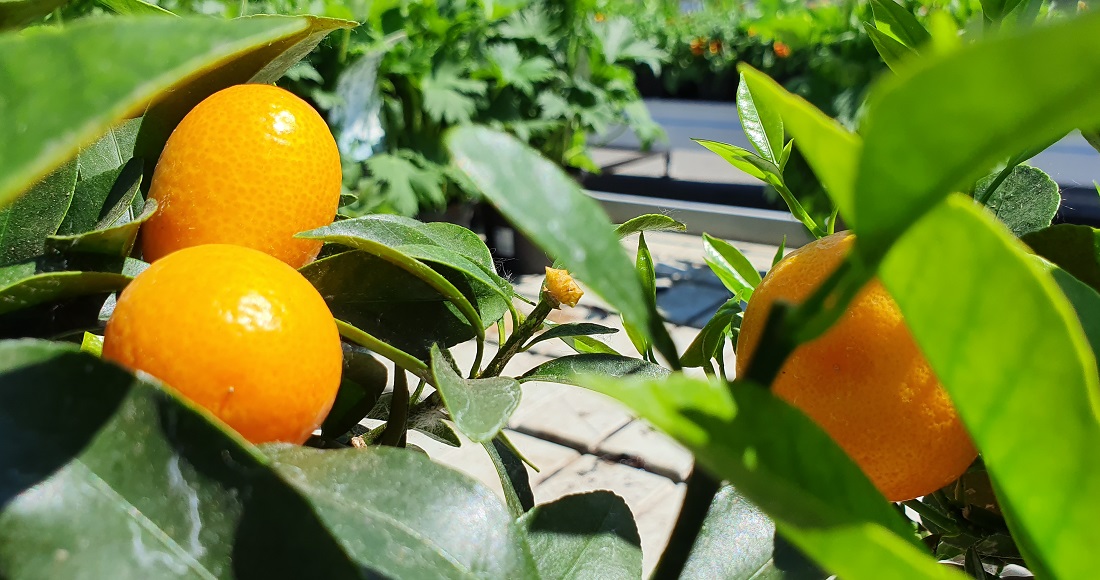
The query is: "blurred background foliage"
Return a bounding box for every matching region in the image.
[40,0,1081,217]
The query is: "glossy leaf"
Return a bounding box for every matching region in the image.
[737,67,860,223]
[854,12,1100,254]
[1047,266,1100,364]
[623,232,656,358]
[614,214,686,238]
[584,373,961,579]
[976,165,1059,238]
[694,139,771,181]
[0,269,129,316]
[737,71,785,163]
[0,160,76,267]
[47,199,155,258]
[702,233,761,300]
[519,354,669,385]
[878,195,1100,579]
[76,118,141,179]
[681,485,827,580]
[430,345,520,443]
[0,0,68,29]
[302,251,495,360]
[321,342,387,438]
[681,298,741,368]
[865,23,916,73]
[265,445,536,579]
[519,491,642,580]
[447,126,678,366]
[0,340,366,578]
[0,16,351,210]
[1022,224,1100,293]
[870,0,931,49]
[57,158,143,237]
[526,322,618,349]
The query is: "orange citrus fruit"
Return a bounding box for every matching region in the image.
[141,84,341,268]
[103,244,342,444]
[735,232,977,501]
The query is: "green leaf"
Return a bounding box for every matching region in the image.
[519,491,642,580]
[854,11,1100,256]
[979,0,1024,20]
[0,160,76,267]
[702,233,762,300]
[593,16,665,73]
[1022,224,1100,293]
[422,63,486,125]
[870,0,931,49]
[1046,265,1100,365]
[80,331,103,356]
[0,16,352,210]
[363,152,446,215]
[0,340,367,578]
[96,0,176,16]
[265,444,537,578]
[736,67,860,223]
[976,165,1060,237]
[623,232,656,358]
[483,43,554,96]
[0,269,130,334]
[585,373,962,579]
[526,322,618,350]
[773,236,787,268]
[47,198,155,258]
[302,251,490,361]
[519,354,668,385]
[694,139,771,181]
[614,214,686,238]
[680,298,741,368]
[0,0,68,30]
[865,23,917,73]
[447,126,678,366]
[321,342,387,438]
[76,118,141,179]
[1083,129,1100,155]
[429,345,521,443]
[364,392,461,447]
[681,485,827,580]
[737,71,785,164]
[878,195,1100,579]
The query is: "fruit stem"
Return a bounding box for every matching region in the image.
[649,466,722,580]
[481,294,556,378]
[379,370,410,447]
[337,320,431,383]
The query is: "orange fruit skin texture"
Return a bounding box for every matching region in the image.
[735,232,977,502]
[142,84,341,268]
[103,244,343,444]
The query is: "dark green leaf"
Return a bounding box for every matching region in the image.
[1047,266,1100,393]
[365,392,461,447]
[681,485,827,580]
[58,157,144,237]
[681,299,741,368]
[0,340,366,578]
[584,374,959,579]
[526,322,618,349]
[737,71,785,164]
[321,342,387,438]
[614,214,686,238]
[484,436,534,518]
[870,0,931,49]
[430,345,520,443]
[47,198,155,258]
[519,354,668,385]
[737,68,860,222]
[0,269,129,318]
[302,251,489,360]
[854,12,1100,256]
[0,160,76,267]
[448,126,677,366]
[265,444,537,578]
[979,0,1024,20]
[0,0,68,30]
[878,195,1100,579]
[1,16,352,210]
[976,165,1059,237]
[1022,224,1100,293]
[1083,130,1100,155]
[77,118,142,179]
[702,233,761,300]
[519,491,642,580]
[773,235,787,268]
[865,23,917,73]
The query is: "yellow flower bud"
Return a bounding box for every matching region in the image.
[544,267,584,308]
